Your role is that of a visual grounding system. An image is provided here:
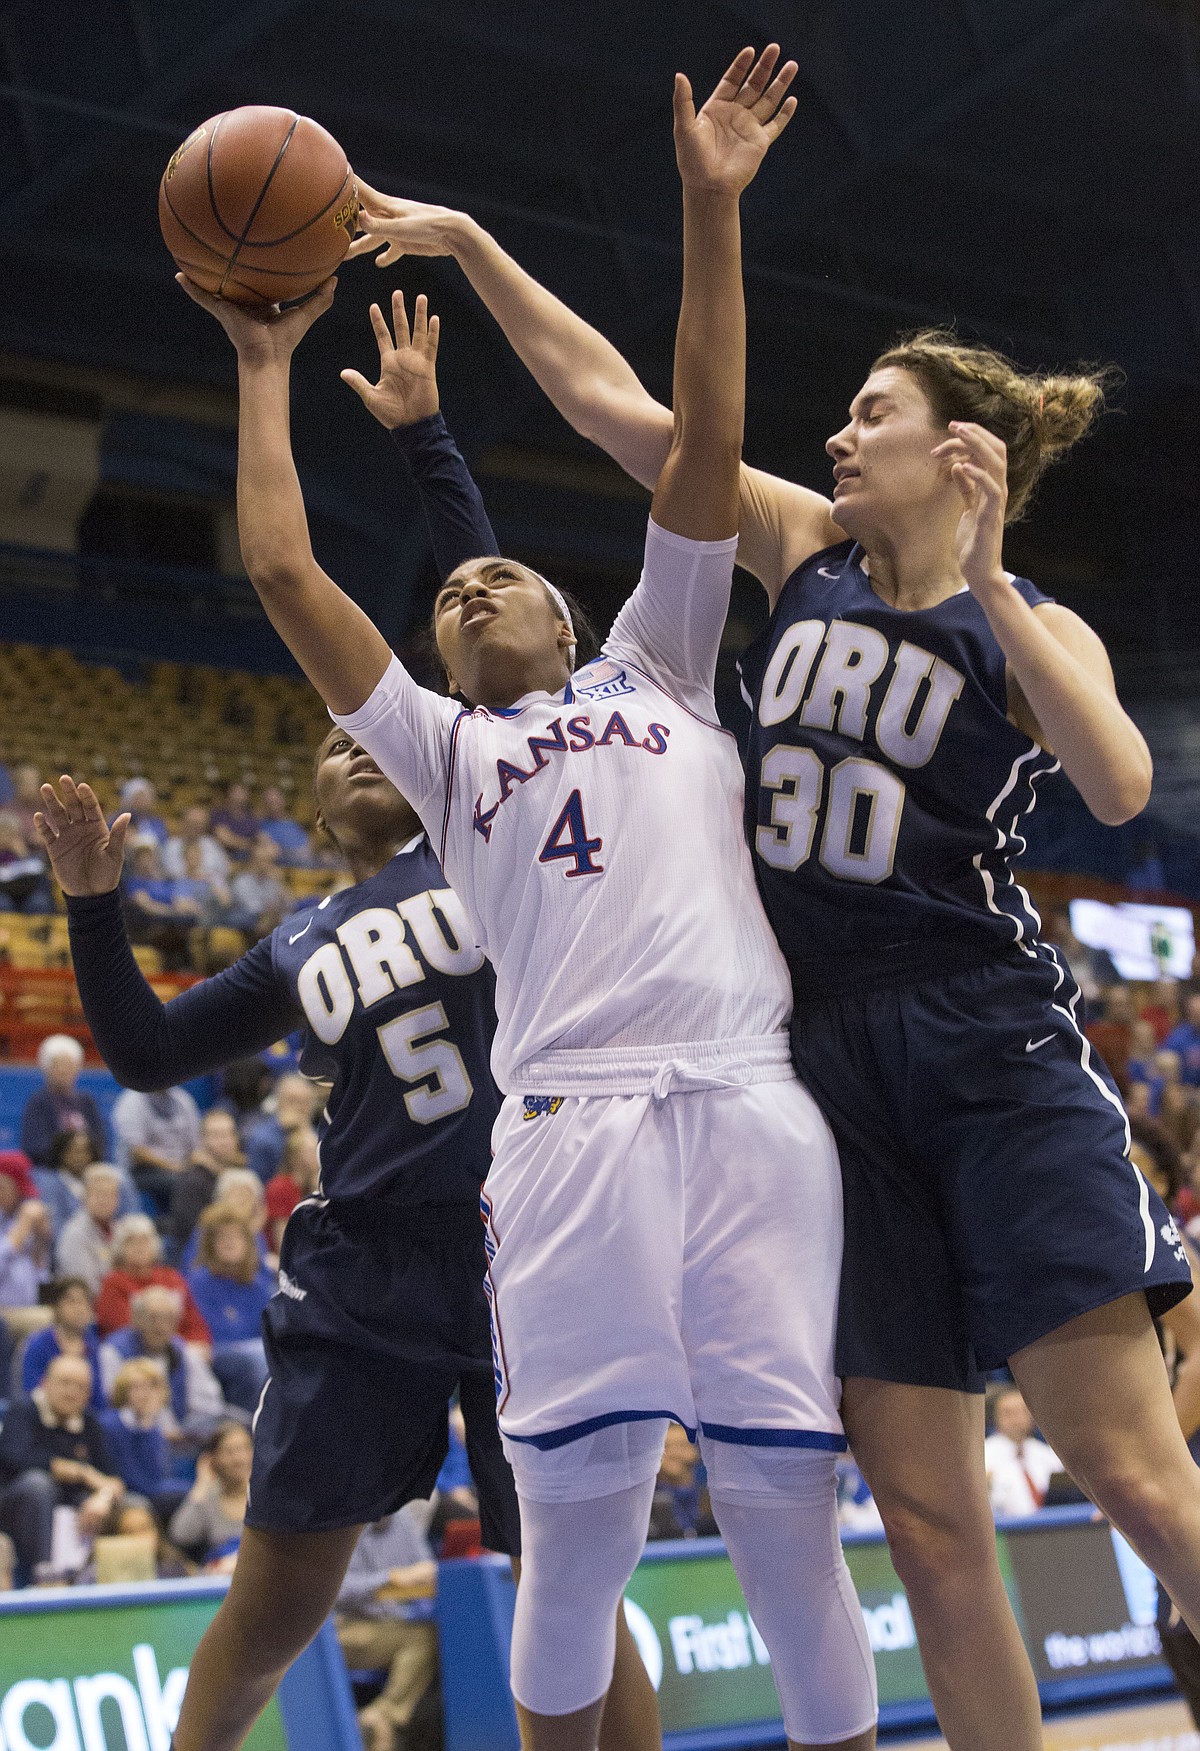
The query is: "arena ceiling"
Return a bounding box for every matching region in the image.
[0,0,1198,680]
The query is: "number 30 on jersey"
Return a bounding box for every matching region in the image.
[757,746,906,885]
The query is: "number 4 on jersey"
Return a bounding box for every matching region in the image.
[539,789,604,878]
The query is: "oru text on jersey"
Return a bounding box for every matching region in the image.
[737,539,1059,997]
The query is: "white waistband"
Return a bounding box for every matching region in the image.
[514,1033,795,1098]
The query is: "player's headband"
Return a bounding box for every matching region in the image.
[530,571,576,671]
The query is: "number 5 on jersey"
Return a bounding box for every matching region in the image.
[539,789,604,878]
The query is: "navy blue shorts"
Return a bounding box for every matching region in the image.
[246,1197,520,1552]
[789,952,1192,1393]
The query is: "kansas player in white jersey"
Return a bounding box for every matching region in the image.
[178,45,878,1751]
[347,191,1200,1744]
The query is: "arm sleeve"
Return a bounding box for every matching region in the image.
[391,412,499,580]
[603,517,740,716]
[66,891,303,1092]
[330,655,461,832]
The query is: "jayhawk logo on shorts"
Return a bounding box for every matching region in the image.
[1162,1217,1188,1266]
[523,1095,565,1121]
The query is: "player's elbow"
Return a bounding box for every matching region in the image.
[1089,766,1153,826]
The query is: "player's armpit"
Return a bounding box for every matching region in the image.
[737,464,840,603]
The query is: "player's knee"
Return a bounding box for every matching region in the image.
[1087,1459,1181,1555]
[509,1480,655,1718]
[873,1491,996,1595]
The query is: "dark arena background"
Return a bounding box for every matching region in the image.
[0,4,1199,1749]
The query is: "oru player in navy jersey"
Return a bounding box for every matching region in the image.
[34,294,657,1751]
[348,204,1200,1747]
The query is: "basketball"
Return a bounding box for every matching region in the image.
[158,106,358,306]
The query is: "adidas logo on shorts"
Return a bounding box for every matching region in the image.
[523,1095,565,1121]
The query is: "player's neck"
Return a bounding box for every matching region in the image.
[859,516,967,612]
[343,830,421,885]
[464,652,572,712]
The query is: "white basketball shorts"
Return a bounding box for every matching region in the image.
[480,1070,846,1501]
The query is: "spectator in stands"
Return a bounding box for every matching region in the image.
[0,1530,14,1591]
[56,1165,124,1295]
[244,1071,318,1183]
[104,1498,192,1579]
[1148,977,1182,1039]
[218,1058,275,1144]
[258,785,311,867]
[21,1277,103,1407]
[34,1128,138,1234]
[10,764,44,849]
[118,779,168,848]
[226,835,287,943]
[172,842,230,925]
[0,1154,52,1327]
[210,782,259,861]
[95,1214,211,1344]
[186,1204,273,1413]
[169,1420,253,1568]
[123,842,195,971]
[162,805,231,887]
[0,810,51,912]
[99,1285,226,1443]
[1127,1019,1164,1107]
[274,703,305,747]
[1166,994,1200,1087]
[181,1168,271,1270]
[20,1035,106,1166]
[0,1354,124,1583]
[111,1081,201,1215]
[169,1108,246,1262]
[265,1124,320,1252]
[1086,983,1134,1085]
[647,1422,718,1540]
[97,1358,185,1514]
[335,1503,439,1751]
[984,1385,1061,1518]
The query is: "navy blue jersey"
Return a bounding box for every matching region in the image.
[737,540,1058,997]
[67,838,500,1206]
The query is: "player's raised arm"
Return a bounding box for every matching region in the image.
[175,274,391,717]
[652,46,796,541]
[351,168,837,599]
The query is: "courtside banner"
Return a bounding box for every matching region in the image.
[438,1508,1175,1751]
[0,1580,360,1751]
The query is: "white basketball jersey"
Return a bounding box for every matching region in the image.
[333,519,792,1093]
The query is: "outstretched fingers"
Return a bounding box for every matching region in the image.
[737,43,781,106]
[709,45,757,103]
[369,299,397,356]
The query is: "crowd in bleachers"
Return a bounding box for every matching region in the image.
[0,1046,327,1584]
[0,641,349,976]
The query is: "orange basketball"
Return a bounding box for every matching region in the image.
[158,106,359,306]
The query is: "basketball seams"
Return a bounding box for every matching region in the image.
[161,105,355,306]
[238,159,353,249]
[219,114,300,295]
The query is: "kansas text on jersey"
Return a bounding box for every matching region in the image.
[333,519,793,1093]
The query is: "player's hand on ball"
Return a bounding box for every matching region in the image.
[340,290,440,429]
[175,271,337,362]
[674,45,798,198]
[33,777,130,897]
[346,187,465,265]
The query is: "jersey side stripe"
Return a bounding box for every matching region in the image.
[1039,944,1149,1267]
[973,746,1058,955]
